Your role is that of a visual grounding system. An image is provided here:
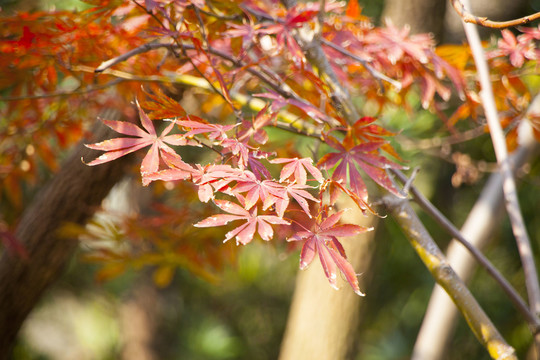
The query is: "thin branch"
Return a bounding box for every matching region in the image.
[383,195,517,360]
[0,79,125,101]
[392,168,540,334]
[317,0,326,38]
[413,95,540,360]
[451,0,540,29]
[401,167,420,195]
[456,0,540,334]
[452,4,540,355]
[398,124,487,151]
[95,42,293,101]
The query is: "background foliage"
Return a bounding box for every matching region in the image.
[1,0,540,359]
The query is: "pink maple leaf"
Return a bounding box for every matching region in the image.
[289,209,372,295]
[221,138,253,169]
[194,200,289,245]
[232,171,287,211]
[141,150,195,186]
[318,135,404,201]
[270,157,324,185]
[272,183,320,218]
[192,164,242,202]
[85,100,194,176]
[494,29,537,67]
[174,116,237,140]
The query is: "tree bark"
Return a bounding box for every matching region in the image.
[0,120,134,357]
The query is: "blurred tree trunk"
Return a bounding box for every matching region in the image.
[0,118,134,358]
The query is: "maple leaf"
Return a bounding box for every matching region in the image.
[191,164,243,202]
[260,7,317,66]
[140,87,187,120]
[318,134,404,201]
[288,209,372,295]
[270,157,324,185]
[231,170,287,211]
[274,183,320,218]
[220,138,253,169]
[369,19,433,65]
[490,29,537,68]
[85,100,195,176]
[174,116,237,140]
[141,150,195,186]
[194,200,289,245]
[237,104,277,144]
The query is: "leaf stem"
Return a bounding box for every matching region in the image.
[451,0,540,29]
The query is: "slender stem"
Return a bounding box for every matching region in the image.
[383,195,517,360]
[451,0,540,29]
[392,169,540,334]
[457,0,540,322]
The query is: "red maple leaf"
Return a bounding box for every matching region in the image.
[288,209,372,295]
[318,134,404,201]
[194,199,289,245]
[85,100,196,176]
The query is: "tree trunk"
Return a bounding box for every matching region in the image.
[0,119,134,357]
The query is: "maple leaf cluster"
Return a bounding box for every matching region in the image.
[2,0,539,294]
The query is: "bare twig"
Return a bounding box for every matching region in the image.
[401,167,420,195]
[455,1,540,355]
[413,96,540,360]
[393,168,540,334]
[451,0,540,29]
[459,0,540,316]
[383,195,517,360]
[398,125,487,151]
